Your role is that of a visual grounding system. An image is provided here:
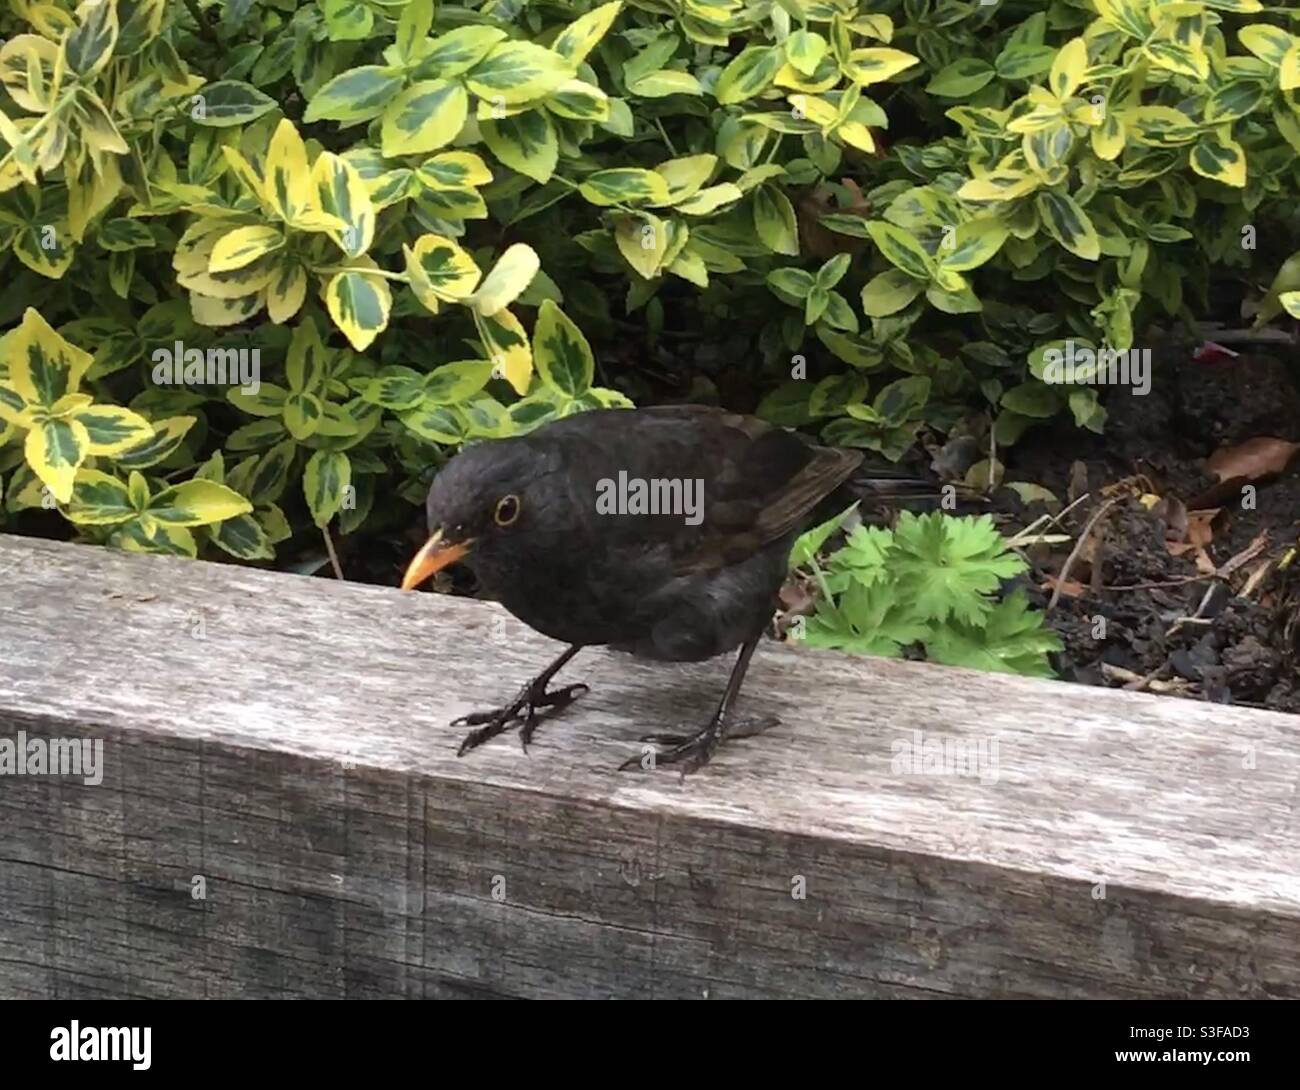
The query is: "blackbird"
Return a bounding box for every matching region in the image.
[401,405,935,773]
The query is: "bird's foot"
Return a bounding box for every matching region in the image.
[453,682,589,756]
[618,713,780,776]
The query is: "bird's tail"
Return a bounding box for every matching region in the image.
[845,464,985,507]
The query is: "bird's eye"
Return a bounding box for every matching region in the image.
[494,494,521,527]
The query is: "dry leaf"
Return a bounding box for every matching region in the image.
[1207,437,1300,483]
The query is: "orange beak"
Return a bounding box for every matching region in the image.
[401,530,472,591]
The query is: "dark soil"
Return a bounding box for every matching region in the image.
[994,336,1300,713]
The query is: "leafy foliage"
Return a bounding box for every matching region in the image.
[791,508,1062,677]
[1,0,1298,568]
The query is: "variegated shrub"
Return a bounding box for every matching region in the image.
[1,0,1298,564]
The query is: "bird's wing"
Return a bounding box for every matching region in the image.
[552,406,862,575]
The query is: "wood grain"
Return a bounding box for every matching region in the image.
[0,533,1297,998]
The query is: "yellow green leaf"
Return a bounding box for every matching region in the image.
[303,449,351,527]
[266,255,309,323]
[1190,130,1247,187]
[209,226,286,273]
[1050,38,1088,100]
[1282,43,1300,92]
[465,41,575,105]
[5,308,93,407]
[479,111,557,183]
[553,2,623,66]
[472,243,540,316]
[112,519,198,558]
[263,118,313,224]
[71,404,154,455]
[114,415,197,470]
[311,150,375,259]
[533,300,593,398]
[381,79,468,157]
[148,478,253,526]
[26,417,89,502]
[324,263,392,351]
[64,468,137,525]
[404,234,482,310]
[843,48,920,86]
[473,308,532,395]
[416,151,493,190]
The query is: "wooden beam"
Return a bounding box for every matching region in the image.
[1,533,1297,998]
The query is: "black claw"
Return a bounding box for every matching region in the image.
[619,711,779,774]
[450,677,590,756]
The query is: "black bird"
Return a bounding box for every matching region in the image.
[401,405,933,772]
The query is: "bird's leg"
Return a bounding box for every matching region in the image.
[453,645,586,756]
[619,634,779,775]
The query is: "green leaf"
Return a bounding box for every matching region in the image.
[96,217,156,252]
[767,267,816,302]
[753,187,799,255]
[303,450,352,527]
[533,300,594,398]
[785,30,828,77]
[192,81,277,127]
[892,512,1026,626]
[789,502,858,568]
[1001,382,1061,418]
[927,59,995,98]
[861,269,925,317]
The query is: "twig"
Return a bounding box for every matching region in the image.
[322,525,345,581]
[1048,497,1120,612]
[183,0,220,47]
[1103,573,1216,592]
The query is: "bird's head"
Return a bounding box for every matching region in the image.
[400,438,554,592]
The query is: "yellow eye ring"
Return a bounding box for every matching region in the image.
[494,494,521,527]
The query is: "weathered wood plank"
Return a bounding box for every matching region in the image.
[0,532,1297,998]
